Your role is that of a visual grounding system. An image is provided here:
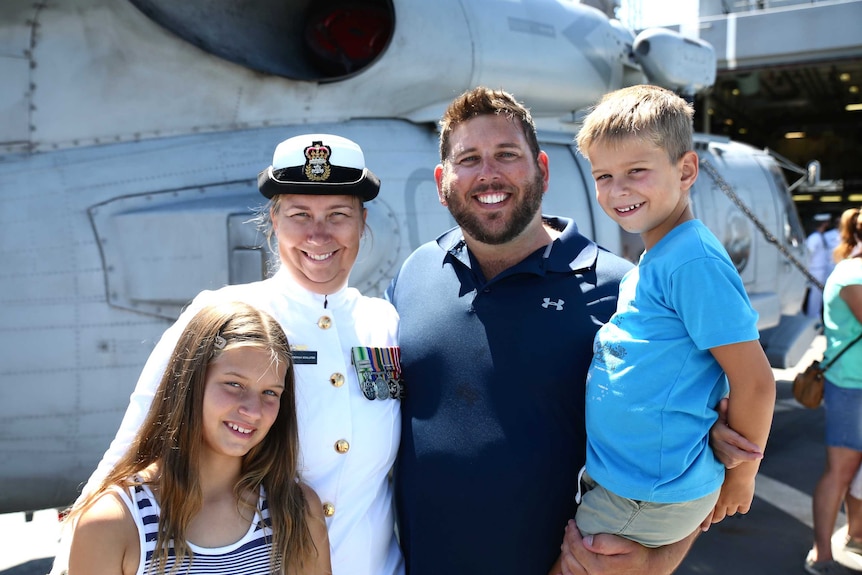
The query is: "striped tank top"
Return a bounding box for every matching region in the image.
[113,483,279,575]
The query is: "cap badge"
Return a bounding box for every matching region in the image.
[304,141,332,182]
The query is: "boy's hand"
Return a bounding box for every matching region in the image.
[710,468,756,524]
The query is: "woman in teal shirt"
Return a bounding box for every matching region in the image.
[807,207,862,575]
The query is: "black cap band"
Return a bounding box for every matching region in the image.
[257,166,380,200]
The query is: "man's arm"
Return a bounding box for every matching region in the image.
[556,520,698,575]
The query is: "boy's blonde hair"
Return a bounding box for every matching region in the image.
[576,84,694,162]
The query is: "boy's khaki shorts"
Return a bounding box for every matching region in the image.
[574,470,720,548]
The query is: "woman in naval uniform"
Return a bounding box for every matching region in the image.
[57,134,404,575]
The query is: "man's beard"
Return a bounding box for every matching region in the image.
[443,174,544,245]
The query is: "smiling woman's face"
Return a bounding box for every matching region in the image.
[270,194,366,294]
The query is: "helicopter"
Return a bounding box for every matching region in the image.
[0,0,816,514]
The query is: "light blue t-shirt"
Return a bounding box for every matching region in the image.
[585,220,760,503]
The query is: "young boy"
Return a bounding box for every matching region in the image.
[573,84,775,547]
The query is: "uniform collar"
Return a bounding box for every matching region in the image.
[435,215,598,275]
[271,267,351,308]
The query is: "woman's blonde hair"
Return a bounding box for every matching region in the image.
[833,207,862,262]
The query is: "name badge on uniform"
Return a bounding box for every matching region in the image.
[350,346,404,400]
[290,346,318,365]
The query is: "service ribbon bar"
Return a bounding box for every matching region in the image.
[351,346,404,400]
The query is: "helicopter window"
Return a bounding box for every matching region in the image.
[304,3,394,79]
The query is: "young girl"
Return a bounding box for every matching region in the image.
[66,302,331,575]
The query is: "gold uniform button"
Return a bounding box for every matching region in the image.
[323,502,335,517]
[334,439,350,454]
[330,372,345,387]
[317,316,332,330]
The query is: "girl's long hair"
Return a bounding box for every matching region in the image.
[67,301,318,573]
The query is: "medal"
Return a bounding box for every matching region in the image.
[351,346,404,400]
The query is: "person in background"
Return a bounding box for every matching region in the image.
[846,470,862,555]
[806,213,837,319]
[54,134,403,575]
[572,84,774,549]
[837,210,862,562]
[387,86,758,575]
[806,207,862,575]
[825,214,842,278]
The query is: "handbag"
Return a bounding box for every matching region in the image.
[793,332,862,408]
[792,360,826,408]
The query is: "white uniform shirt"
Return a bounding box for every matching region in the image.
[806,231,832,280]
[805,230,832,317]
[83,269,404,575]
[824,227,840,277]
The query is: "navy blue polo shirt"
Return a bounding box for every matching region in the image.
[388,216,633,575]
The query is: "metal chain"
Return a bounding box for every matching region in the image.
[700,158,824,290]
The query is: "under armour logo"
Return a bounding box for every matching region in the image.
[542,298,564,310]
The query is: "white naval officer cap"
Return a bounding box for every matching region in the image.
[257,134,380,201]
